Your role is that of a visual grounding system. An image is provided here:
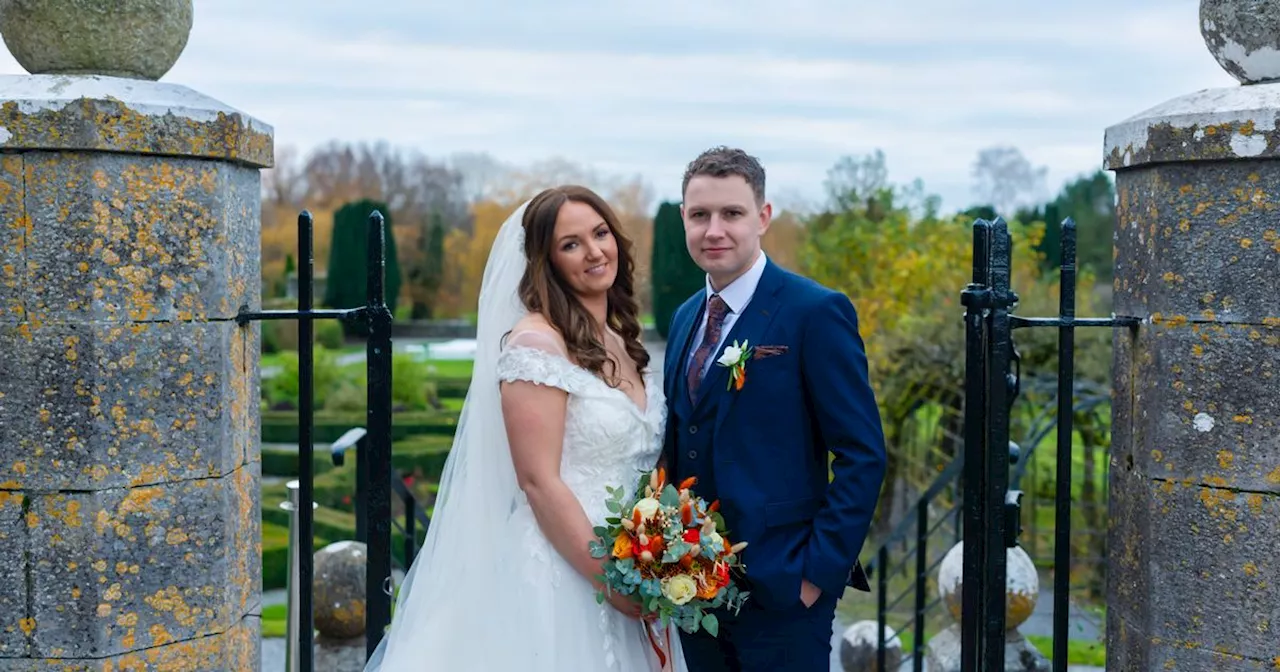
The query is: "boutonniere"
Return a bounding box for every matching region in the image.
[716,339,753,391]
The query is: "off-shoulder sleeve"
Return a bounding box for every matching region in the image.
[496,329,589,395]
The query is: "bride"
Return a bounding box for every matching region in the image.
[364,186,685,671]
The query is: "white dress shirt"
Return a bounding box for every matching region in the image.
[686,250,769,379]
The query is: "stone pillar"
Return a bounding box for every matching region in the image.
[1103,2,1280,670]
[0,2,273,668]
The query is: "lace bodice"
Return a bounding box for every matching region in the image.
[496,338,666,522]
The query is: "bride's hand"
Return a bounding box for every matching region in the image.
[604,591,644,619]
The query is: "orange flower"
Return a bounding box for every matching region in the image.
[714,562,730,587]
[696,562,729,599]
[612,533,634,560]
[733,370,746,391]
[680,501,692,525]
[707,500,720,513]
[636,531,664,560]
[678,476,698,491]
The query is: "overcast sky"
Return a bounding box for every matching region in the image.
[0,0,1237,212]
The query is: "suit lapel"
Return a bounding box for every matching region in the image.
[696,261,787,415]
[668,298,705,409]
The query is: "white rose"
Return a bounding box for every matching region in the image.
[632,498,661,521]
[717,345,742,367]
[662,575,698,606]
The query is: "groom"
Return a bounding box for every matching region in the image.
[662,146,887,671]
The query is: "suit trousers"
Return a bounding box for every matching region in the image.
[677,590,839,672]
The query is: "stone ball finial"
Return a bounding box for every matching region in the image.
[938,541,1039,630]
[1200,0,1280,84]
[840,620,903,672]
[0,0,193,80]
[313,541,368,641]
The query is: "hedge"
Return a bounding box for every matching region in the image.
[259,434,452,590]
[261,433,454,479]
[261,521,338,591]
[260,409,460,444]
[261,490,360,541]
[261,450,336,479]
[261,514,427,590]
[434,377,470,399]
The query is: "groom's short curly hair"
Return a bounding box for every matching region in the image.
[682,146,766,205]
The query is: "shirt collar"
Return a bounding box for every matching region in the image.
[705,251,768,315]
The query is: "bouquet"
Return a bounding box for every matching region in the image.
[589,467,749,637]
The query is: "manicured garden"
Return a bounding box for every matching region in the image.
[258,327,470,592]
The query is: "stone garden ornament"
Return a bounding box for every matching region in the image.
[0,0,193,80]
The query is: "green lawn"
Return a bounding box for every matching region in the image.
[859,626,1105,667]
[262,603,286,638]
[262,593,1105,668]
[418,359,473,378]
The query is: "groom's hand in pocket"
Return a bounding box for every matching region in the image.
[799,579,822,608]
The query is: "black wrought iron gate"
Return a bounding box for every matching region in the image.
[959,217,1136,671]
[237,210,397,670]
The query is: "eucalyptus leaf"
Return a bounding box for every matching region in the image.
[659,484,680,507]
[701,613,719,637]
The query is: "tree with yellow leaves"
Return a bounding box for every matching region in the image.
[799,153,1111,540]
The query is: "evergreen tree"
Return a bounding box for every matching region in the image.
[650,201,704,339]
[961,204,999,223]
[282,254,295,298]
[324,199,402,333]
[422,212,446,318]
[1028,171,1116,283]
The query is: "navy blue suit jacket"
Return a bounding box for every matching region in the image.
[662,259,886,611]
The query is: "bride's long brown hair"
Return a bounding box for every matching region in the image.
[518,185,649,386]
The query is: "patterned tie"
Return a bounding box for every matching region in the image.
[686,294,729,399]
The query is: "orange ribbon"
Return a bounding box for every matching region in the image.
[645,620,673,671]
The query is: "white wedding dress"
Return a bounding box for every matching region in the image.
[493,333,684,671]
[363,199,687,671]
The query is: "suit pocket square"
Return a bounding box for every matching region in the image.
[753,345,789,359]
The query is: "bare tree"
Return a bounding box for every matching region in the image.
[448,151,512,204]
[970,145,1049,216]
[823,149,889,212]
[262,144,307,208]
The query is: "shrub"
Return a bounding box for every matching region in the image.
[260,347,343,411]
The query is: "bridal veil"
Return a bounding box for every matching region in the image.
[364,200,532,670]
